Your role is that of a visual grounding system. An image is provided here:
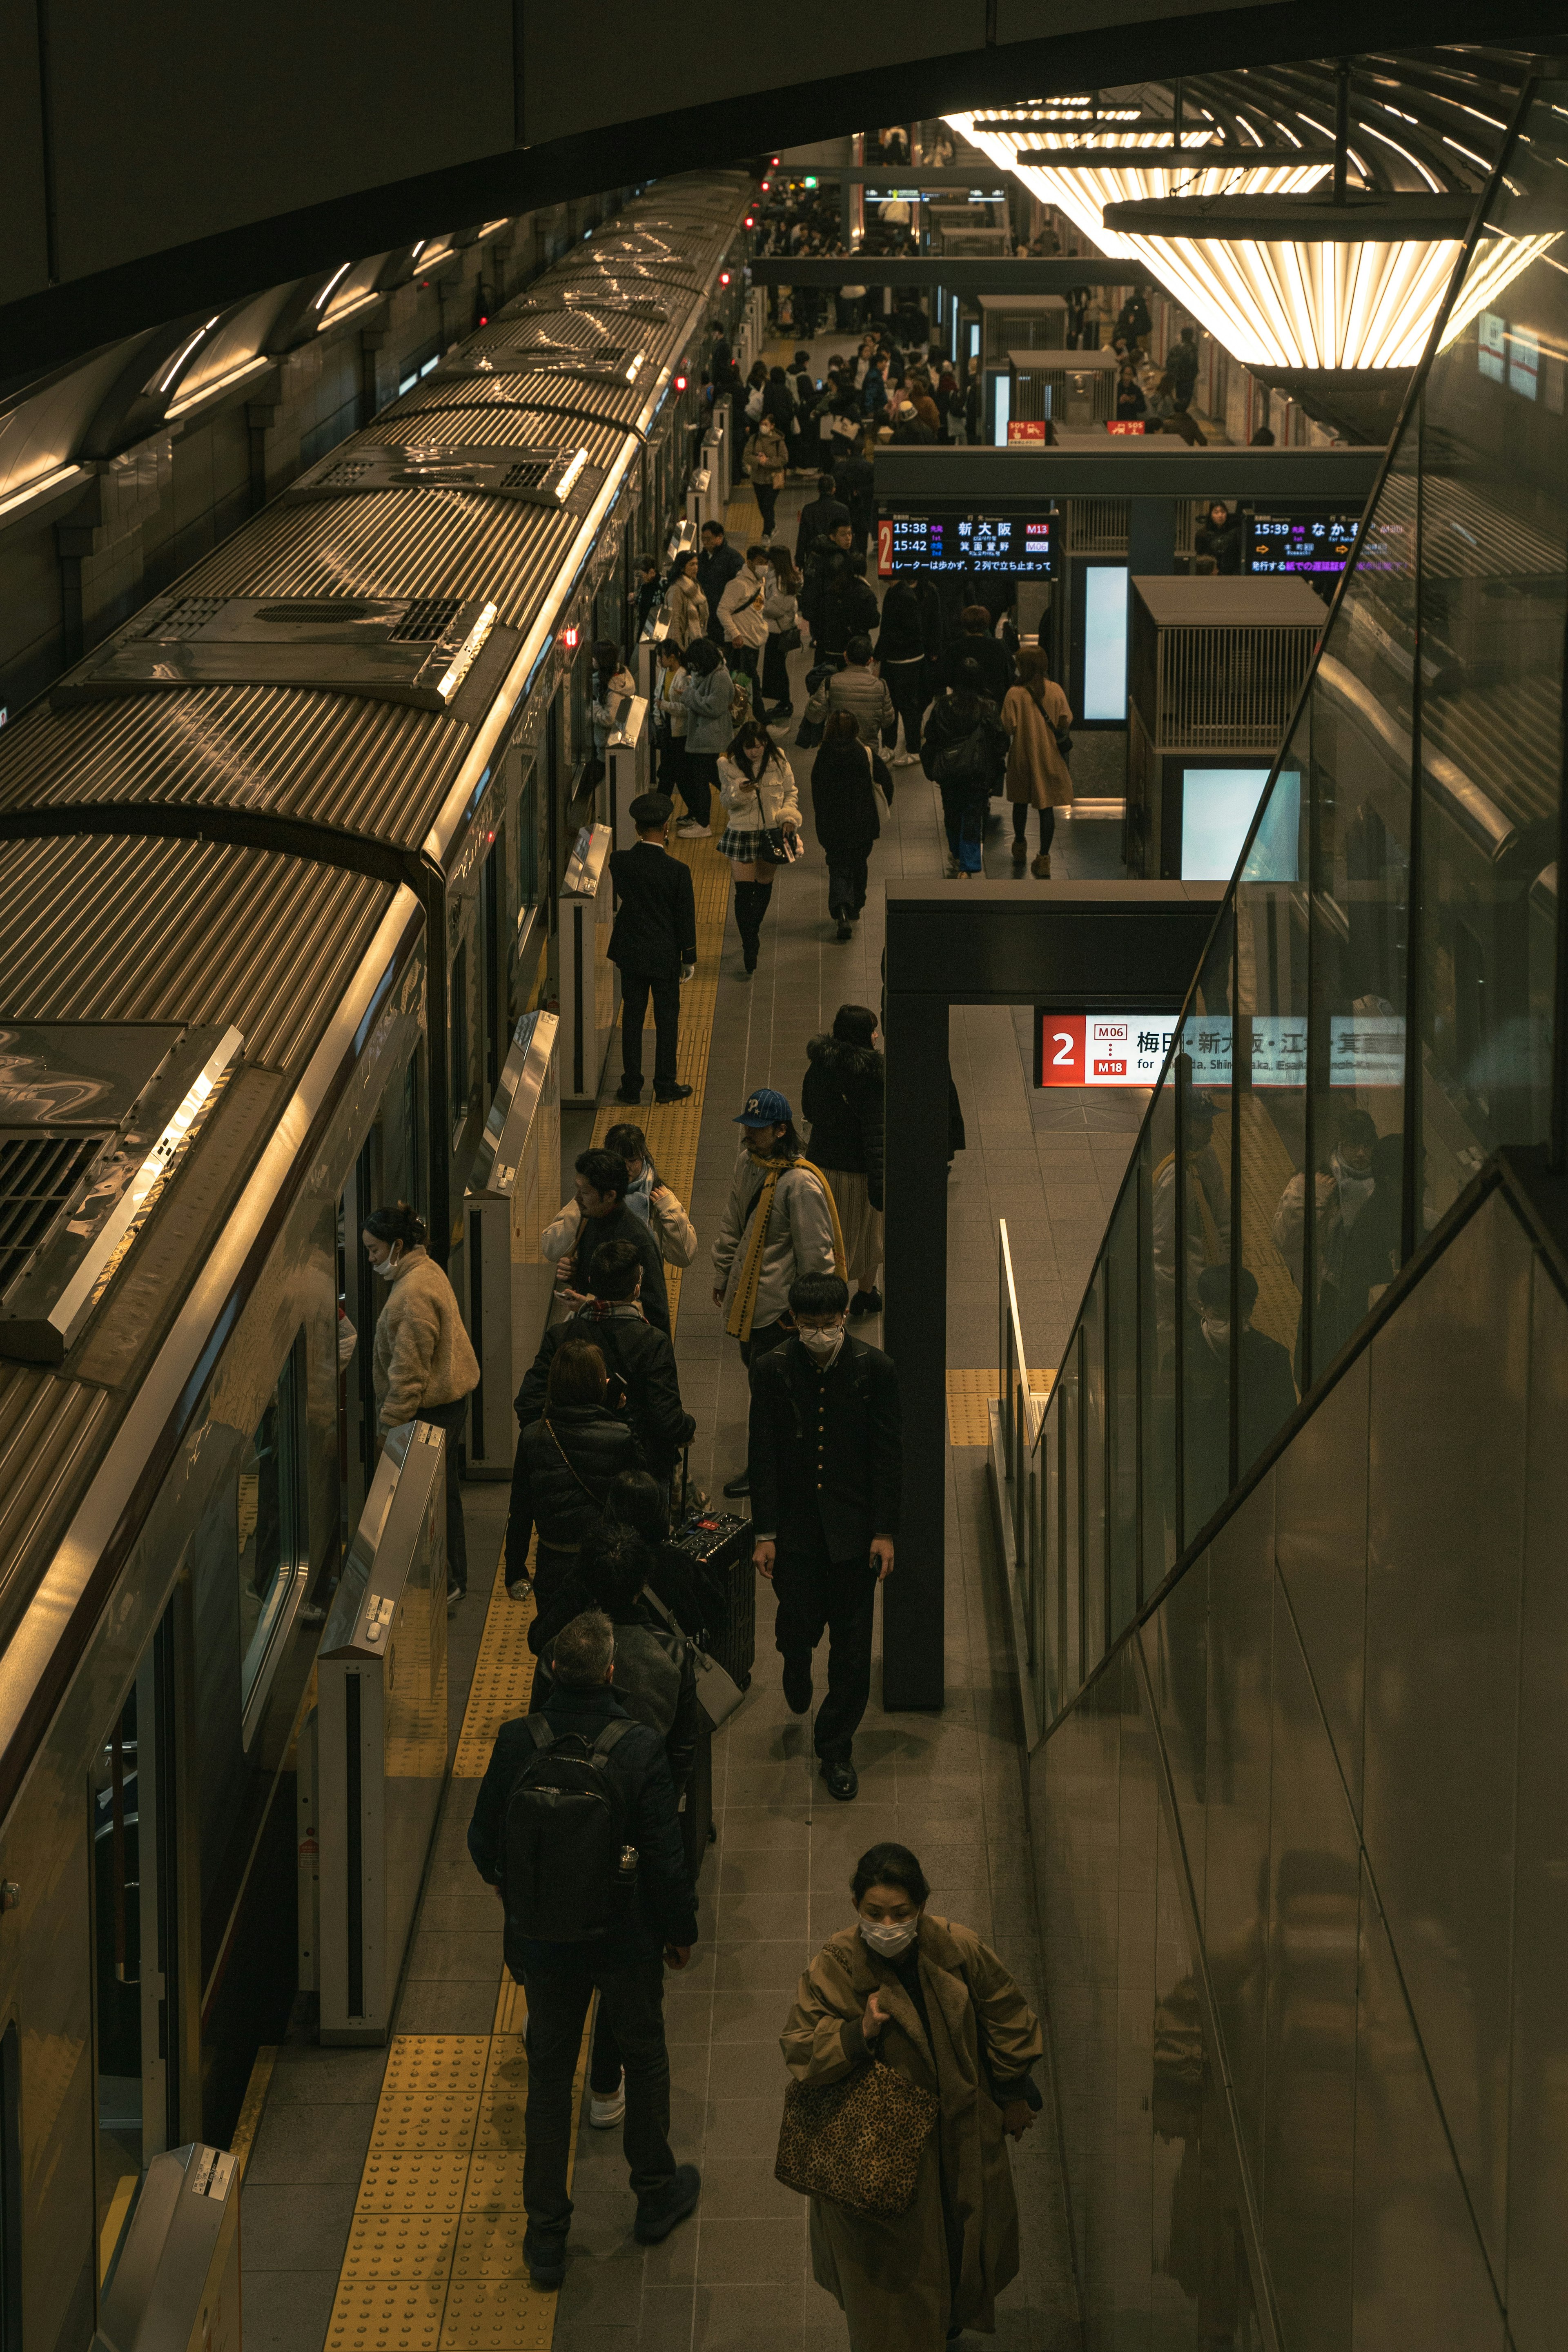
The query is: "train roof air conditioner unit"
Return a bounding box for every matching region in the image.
[0,1022,241,1364]
[288,441,601,514]
[53,593,519,715]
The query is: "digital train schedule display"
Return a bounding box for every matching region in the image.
[1246,513,1358,579]
[878,513,1056,577]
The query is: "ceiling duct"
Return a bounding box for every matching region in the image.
[0,1022,241,1365]
[53,593,517,716]
[288,440,601,514]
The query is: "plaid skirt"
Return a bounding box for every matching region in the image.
[716,825,778,863]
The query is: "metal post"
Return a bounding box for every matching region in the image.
[1333,60,1352,205]
[882,991,951,1710]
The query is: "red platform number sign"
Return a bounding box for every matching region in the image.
[877,519,894,577]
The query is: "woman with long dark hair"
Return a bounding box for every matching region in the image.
[920,663,1008,878]
[1000,646,1074,878]
[809,710,889,941]
[717,717,801,975]
[671,635,733,837]
[363,1202,479,1613]
[780,1840,1043,2348]
[760,546,801,719]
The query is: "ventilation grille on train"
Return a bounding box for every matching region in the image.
[0,1024,242,1365]
[287,439,601,515]
[54,590,519,713]
[0,1134,107,1292]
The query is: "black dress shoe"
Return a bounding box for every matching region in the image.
[523,2227,567,2287]
[783,1662,813,1714]
[820,1758,858,1801]
[615,1084,643,1104]
[722,1471,751,1498]
[849,1287,882,1318]
[655,1082,694,1102]
[634,2163,701,2244]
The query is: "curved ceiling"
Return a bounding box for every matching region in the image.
[3,2,1563,378]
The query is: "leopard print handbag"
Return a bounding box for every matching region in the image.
[775,2058,941,2216]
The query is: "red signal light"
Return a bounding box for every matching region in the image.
[562,625,580,649]
[744,215,755,229]
[760,180,770,192]
[720,270,731,286]
[675,372,688,390]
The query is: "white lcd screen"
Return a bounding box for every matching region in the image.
[1181,767,1300,881]
[992,373,1011,445]
[1081,566,1127,721]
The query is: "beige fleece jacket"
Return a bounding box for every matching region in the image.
[372,1248,480,1429]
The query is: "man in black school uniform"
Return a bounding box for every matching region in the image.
[748,1271,902,1803]
[608,793,696,1107]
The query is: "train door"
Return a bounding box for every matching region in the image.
[480,829,506,1102]
[339,1056,423,1537]
[92,1604,182,2289]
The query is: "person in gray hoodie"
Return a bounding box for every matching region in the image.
[670,637,733,837]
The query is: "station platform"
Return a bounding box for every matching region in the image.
[234,481,1099,2351]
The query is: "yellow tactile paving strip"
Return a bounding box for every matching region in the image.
[334,832,730,2346]
[326,2026,588,2352]
[947,1366,1056,1448]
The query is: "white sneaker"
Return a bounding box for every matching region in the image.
[589,2073,626,2129]
[675,821,711,838]
[896,748,919,765]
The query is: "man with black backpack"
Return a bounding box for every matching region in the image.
[468,1608,700,2284]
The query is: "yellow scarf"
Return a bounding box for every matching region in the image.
[725,1155,846,1340]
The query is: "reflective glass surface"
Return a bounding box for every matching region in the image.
[1178,915,1236,1543]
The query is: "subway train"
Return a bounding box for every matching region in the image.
[0,169,753,2348]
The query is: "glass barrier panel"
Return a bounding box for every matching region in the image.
[1237,797,1309,1468]
[1060,1340,1081,1696]
[1305,425,1418,1383]
[1082,1269,1107,1676]
[1140,1067,1179,1586]
[1414,107,1567,1226]
[1106,1182,1141,1630]
[1179,910,1236,1544]
[1042,1387,1062,1715]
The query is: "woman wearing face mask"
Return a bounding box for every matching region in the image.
[780,1842,1044,2349]
[363,1203,480,1615]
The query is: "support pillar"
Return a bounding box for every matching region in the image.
[881,990,951,1711]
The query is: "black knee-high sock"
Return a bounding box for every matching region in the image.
[749,882,775,937]
[734,881,768,948]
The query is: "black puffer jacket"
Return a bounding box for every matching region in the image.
[506,1404,644,1566]
[921,691,1009,799]
[802,1034,886,1209]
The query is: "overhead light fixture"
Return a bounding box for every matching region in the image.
[314,263,352,312]
[953,105,1553,372]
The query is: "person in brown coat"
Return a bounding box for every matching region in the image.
[780,1842,1045,2350]
[1000,646,1074,878]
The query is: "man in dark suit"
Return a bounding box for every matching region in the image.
[749,1271,902,1802]
[608,793,696,1106]
[794,474,851,569]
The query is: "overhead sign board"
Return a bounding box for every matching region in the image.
[1035,1011,1406,1089]
[878,511,1056,577]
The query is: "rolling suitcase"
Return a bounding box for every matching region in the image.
[672,1509,755,1691]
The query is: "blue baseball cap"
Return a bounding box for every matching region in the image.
[735,1087,791,1127]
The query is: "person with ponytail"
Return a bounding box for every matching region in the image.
[716,718,802,977]
[363,1203,480,1613]
[1000,646,1074,879]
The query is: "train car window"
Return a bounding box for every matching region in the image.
[0,2023,19,2347]
[481,840,502,1094]
[237,1339,305,1709]
[568,648,590,775]
[93,1679,144,2283]
[450,940,470,1146]
[516,762,540,920]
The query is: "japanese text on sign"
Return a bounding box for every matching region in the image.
[1037,1013,1405,1089]
[878,512,1056,578]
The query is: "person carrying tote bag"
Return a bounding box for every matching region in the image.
[715,719,802,976]
[778,1841,1044,2352]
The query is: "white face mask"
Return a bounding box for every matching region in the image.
[373,1254,399,1283]
[797,1322,845,1365]
[860,1917,918,1958]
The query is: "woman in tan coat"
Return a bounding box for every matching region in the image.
[1001,646,1073,879]
[780,1842,1045,2350]
[364,1202,479,1613]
